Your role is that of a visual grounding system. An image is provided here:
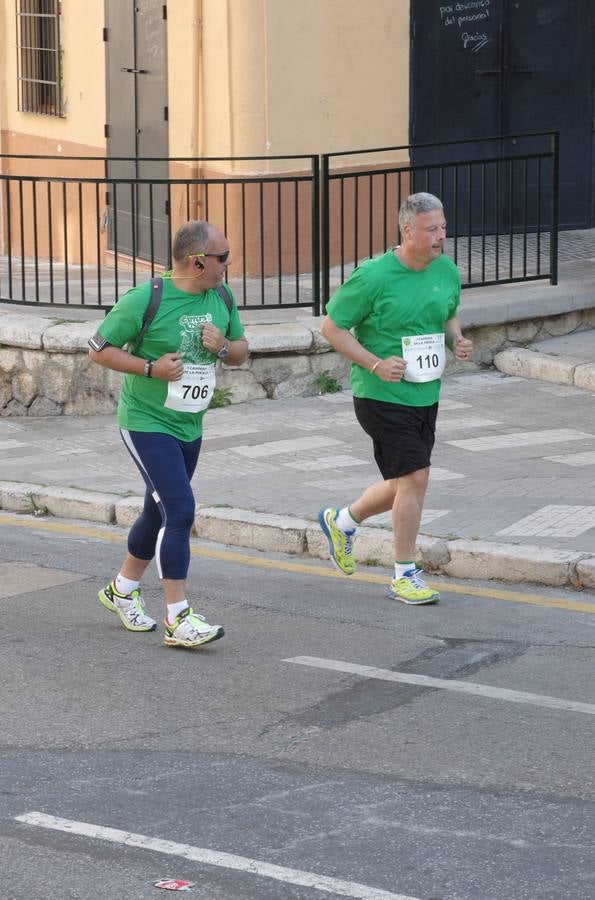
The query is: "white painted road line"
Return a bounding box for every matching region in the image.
[285,657,595,717]
[14,812,420,900]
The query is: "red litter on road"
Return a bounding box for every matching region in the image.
[154,879,195,891]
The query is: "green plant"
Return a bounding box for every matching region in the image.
[314,370,342,394]
[26,492,49,518]
[209,387,233,408]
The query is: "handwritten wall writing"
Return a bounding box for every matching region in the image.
[439,0,493,51]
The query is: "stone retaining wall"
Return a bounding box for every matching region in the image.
[0,312,352,416]
[1,306,594,416]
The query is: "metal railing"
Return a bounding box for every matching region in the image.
[0,153,320,312]
[321,132,559,303]
[0,134,559,314]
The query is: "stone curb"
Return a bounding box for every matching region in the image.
[1,479,594,590]
[494,346,595,390]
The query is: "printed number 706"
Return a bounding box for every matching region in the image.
[182,384,210,400]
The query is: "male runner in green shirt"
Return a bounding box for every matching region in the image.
[319,192,473,605]
[89,220,248,646]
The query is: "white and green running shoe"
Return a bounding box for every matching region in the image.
[98,581,157,631]
[318,507,356,576]
[164,607,224,648]
[388,568,440,605]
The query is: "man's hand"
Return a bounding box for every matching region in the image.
[373,356,408,382]
[202,323,226,355]
[453,336,473,360]
[152,352,184,381]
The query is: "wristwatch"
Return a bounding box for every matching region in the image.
[217,340,230,359]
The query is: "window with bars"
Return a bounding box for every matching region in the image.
[16,0,63,116]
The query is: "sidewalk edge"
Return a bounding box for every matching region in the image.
[1,481,593,591]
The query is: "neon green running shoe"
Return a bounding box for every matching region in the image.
[388,568,440,605]
[164,607,225,648]
[318,507,356,576]
[98,581,157,631]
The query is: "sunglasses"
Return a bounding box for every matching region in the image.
[188,251,230,264]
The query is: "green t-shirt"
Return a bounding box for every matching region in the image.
[98,279,245,441]
[326,251,460,406]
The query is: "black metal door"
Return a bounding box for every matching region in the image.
[503,1,593,228]
[410,0,594,231]
[105,0,169,264]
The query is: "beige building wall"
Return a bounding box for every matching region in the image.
[0,1,106,158]
[0,3,107,267]
[1,0,411,272]
[168,0,411,272]
[1,0,411,164]
[167,0,201,162]
[183,0,410,171]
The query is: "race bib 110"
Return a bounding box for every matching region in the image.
[402,333,446,383]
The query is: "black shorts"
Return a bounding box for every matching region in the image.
[353,397,438,479]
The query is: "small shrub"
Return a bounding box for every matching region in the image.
[27,492,49,517]
[209,387,233,408]
[314,370,342,395]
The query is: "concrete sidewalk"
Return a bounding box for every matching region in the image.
[3,329,595,590]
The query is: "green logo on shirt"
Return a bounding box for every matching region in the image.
[179,313,212,363]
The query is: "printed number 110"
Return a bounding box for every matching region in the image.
[416,353,439,369]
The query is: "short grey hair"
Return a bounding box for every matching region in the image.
[172,220,214,261]
[398,193,444,233]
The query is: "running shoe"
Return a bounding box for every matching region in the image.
[318,507,356,576]
[98,581,157,631]
[388,568,440,605]
[163,607,225,648]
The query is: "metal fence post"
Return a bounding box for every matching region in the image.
[320,153,330,309]
[550,130,559,286]
[311,155,321,316]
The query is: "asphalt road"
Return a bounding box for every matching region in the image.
[1,514,594,900]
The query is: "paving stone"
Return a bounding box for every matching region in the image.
[0,480,40,513]
[443,540,586,587]
[573,363,595,391]
[196,507,309,554]
[35,487,121,524]
[114,496,144,528]
[494,348,579,384]
[576,557,595,589]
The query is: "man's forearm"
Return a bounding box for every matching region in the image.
[444,317,463,351]
[88,345,146,375]
[225,339,249,366]
[321,316,380,371]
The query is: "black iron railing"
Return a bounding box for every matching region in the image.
[0,135,559,314]
[0,153,320,312]
[321,132,559,303]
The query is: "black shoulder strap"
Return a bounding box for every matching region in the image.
[216,283,234,335]
[129,277,163,354]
